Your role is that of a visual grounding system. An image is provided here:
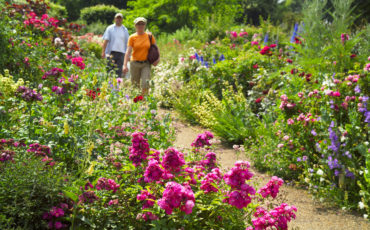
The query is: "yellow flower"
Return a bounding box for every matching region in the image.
[63,120,69,135]
[86,161,97,175]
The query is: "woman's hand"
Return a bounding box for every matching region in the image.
[152,58,160,66]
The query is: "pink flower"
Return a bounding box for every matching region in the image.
[287,119,294,125]
[162,148,185,172]
[230,31,238,38]
[251,41,259,46]
[277,144,284,148]
[297,92,303,98]
[258,176,284,198]
[332,91,341,97]
[191,131,214,148]
[157,182,195,215]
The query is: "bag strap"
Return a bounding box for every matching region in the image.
[148,34,152,45]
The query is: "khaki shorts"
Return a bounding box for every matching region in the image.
[130,61,151,89]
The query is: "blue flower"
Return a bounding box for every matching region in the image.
[195,53,200,62]
[219,54,225,61]
[213,58,216,65]
[263,33,269,43]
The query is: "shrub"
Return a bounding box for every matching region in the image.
[80,4,126,25]
[0,154,68,229]
[49,3,67,19]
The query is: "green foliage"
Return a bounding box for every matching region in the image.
[82,21,109,35]
[49,2,67,18]
[54,0,128,21]
[80,4,126,25]
[125,0,240,34]
[0,156,67,229]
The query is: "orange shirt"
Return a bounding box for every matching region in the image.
[128,32,156,61]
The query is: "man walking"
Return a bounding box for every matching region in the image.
[102,13,129,78]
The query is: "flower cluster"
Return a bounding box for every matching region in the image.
[258,176,284,198]
[129,132,150,167]
[70,57,85,70]
[201,152,217,169]
[259,44,276,56]
[96,178,120,193]
[0,150,15,162]
[144,159,164,183]
[43,204,70,229]
[248,203,297,230]
[137,189,156,209]
[279,94,296,110]
[78,190,99,204]
[16,86,43,102]
[157,182,195,215]
[27,143,51,157]
[42,68,64,80]
[85,88,100,100]
[23,12,59,31]
[200,168,222,193]
[191,131,214,148]
[223,161,255,209]
[133,95,144,103]
[162,148,185,173]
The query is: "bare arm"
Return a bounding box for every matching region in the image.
[101,40,108,58]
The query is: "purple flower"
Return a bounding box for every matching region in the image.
[354,85,361,93]
[311,129,317,136]
[327,155,341,169]
[328,122,340,153]
[297,157,301,162]
[302,156,308,161]
[345,169,355,179]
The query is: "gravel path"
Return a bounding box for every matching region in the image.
[166,110,370,230]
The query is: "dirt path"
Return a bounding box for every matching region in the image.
[166,110,370,230]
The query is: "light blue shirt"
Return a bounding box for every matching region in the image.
[102,24,129,55]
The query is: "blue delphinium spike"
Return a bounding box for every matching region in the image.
[213,58,216,65]
[263,33,269,43]
[195,53,200,62]
[219,54,225,61]
[205,61,209,68]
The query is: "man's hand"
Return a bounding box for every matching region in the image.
[101,52,105,59]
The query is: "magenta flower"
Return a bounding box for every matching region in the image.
[258,176,284,198]
[161,148,185,173]
[157,182,195,215]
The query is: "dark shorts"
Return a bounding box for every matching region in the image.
[107,51,125,77]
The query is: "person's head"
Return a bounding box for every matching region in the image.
[134,17,147,33]
[114,13,123,26]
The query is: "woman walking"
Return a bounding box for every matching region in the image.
[123,17,160,95]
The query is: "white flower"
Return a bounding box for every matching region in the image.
[365,142,369,146]
[320,177,324,182]
[317,169,324,176]
[364,214,368,219]
[359,202,365,209]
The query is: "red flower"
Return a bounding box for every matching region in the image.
[269,44,277,48]
[350,54,356,58]
[253,64,258,69]
[259,46,271,55]
[290,69,298,74]
[255,98,262,103]
[287,59,293,63]
[294,37,302,44]
[133,95,144,103]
